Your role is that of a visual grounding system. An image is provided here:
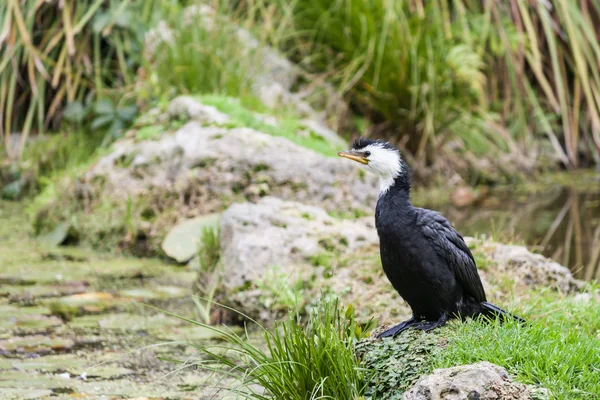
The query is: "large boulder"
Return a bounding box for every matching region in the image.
[219,197,378,290]
[403,362,548,400]
[464,238,583,293]
[32,111,377,253]
[214,197,412,322]
[489,243,582,293]
[90,123,376,211]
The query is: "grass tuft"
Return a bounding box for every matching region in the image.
[159,296,372,399]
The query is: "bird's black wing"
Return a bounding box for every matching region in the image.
[415,208,486,302]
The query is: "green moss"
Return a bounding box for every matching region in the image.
[48,303,79,322]
[135,125,165,141]
[301,212,314,220]
[328,208,370,219]
[356,330,444,399]
[194,94,339,157]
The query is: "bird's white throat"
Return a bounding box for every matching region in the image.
[359,143,402,195]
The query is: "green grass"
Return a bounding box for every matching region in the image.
[263,0,600,167]
[0,0,183,158]
[438,287,600,399]
[195,94,340,156]
[158,296,372,400]
[147,4,265,103]
[160,283,600,399]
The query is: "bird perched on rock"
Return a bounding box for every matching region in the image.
[338,137,524,338]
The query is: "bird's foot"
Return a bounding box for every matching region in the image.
[377,317,417,338]
[410,314,448,332]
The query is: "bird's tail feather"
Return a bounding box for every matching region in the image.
[481,302,526,324]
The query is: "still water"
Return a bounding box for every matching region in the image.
[419,171,600,281]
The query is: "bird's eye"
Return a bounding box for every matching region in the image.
[364,151,371,157]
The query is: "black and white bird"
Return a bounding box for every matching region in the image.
[338,137,524,338]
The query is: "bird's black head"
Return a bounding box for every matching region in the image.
[338,137,410,194]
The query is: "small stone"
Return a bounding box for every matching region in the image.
[403,362,547,400]
[161,214,220,263]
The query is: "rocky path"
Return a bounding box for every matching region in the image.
[0,201,231,399]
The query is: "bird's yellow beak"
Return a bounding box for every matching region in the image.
[337,150,368,165]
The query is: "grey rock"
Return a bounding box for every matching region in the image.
[167,96,230,125]
[219,197,378,290]
[490,243,583,293]
[403,362,547,400]
[161,214,220,263]
[89,123,377,213]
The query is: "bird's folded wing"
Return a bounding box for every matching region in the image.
[416,209,487,302]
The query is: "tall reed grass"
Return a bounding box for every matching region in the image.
[266,0,600,167]
[0,0,182,159]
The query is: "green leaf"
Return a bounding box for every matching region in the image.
[109,119,124,137]
[1,179,25,200]
[94,98,115,115]
[115,10,132,28]
[62,101,86,123]
[92,12,111,34]
[91,114,114,131]
[117,105,137,121]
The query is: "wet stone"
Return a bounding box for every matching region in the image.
[0,335,74,356]
[47,292,129,320]
[97,313,184,331]
[1,354,87,373]
[119,286,189,300]
[0,370,75,389]
[0,305,59,331]
[7,314,63,332]
[0,282,88,300]
[0,388,54,400]
[84,366,135,380]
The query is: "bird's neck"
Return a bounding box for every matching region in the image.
[379,165,411,200]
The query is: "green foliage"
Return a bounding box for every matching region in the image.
[275,0,500,161]
[356,330,443,399]
[194,226,222,324]
[160,297,372,400]
[268,0,600,166]
[480,0,600,168]
[198,226,221,273]
[196,94,339,156]
[1,130,104,200]
[255,267,305,312]
[146,6,263,101]
[0,0,184,159]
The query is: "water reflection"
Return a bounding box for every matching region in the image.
[423,186,600,281]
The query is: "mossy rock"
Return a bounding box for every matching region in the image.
[356,329,445,399]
